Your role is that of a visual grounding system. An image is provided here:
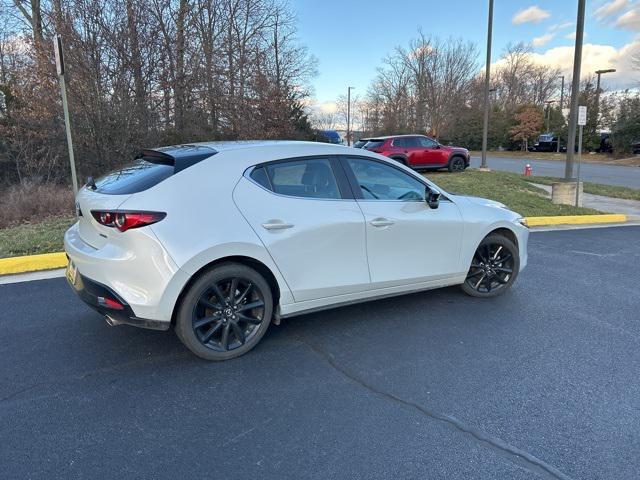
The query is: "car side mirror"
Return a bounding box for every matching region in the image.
[426,188,440,209]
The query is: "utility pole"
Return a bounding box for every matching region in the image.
[480,0,494,170]
[564,0,586,180]
[557,75,564,153]
[346,86,354,146]
[54,35,79,199]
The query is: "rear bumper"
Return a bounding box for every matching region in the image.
[66,267,169,330]
[64,222,182,324]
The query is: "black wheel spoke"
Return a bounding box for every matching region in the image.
[496,253,512,264]
[199,298,220,310]
[235,282,252,304]
[237,300,264,312]
[467,269,484,279]
[230,322,245,345]
[238,313,262,325]
[194,314,221,329]
[228,278,239,303]
[221,324,230,350]
[494,267,513,273]
[209,283,227,305]
[201,321,223,343]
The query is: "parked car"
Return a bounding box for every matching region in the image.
[529,134,560,152]
[316,129,342,144]
[632,140,640,155]
[362,134,470,172]
[353,138,370,149]
[64,141,528,360]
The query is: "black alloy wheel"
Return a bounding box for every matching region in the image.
[448,156,466,173]
[176,263,273,360]
[193,277,265,352]
[462,234,520,297]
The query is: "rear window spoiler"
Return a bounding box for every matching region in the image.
[135,145,217,173]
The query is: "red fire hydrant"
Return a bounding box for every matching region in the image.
[524,164,532,176]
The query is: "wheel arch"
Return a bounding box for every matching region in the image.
[388,154,408,164]
[447,152,467,165]
[486,227,519,249]
[170,255,283,327]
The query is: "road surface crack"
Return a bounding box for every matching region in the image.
[296,334,574,480]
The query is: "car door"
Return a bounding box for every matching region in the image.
[418,137,448,165]
[233,156,370,302]
[341,156,464,287]
[399,137,424,166]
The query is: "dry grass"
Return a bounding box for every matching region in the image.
[0,182,75,228]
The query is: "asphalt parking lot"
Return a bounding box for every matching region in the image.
[1,226,639,480]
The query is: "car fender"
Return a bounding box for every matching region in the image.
[459,219,522,273]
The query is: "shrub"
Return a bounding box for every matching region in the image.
[0,182,74,228]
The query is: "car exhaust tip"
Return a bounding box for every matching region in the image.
[105,315,123,327]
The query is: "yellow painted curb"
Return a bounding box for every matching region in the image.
[525,214,627,226]
[0,252,67,275]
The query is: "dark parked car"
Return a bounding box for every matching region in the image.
[316,130,342,144]
[529,134,560,152]
[632,140,640,155]
[363,134,470,172]
[353,138,370,149]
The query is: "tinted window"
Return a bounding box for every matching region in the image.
[417,137,438,148]
[264,159,341,199]
[364,140,385,150]
[403,137,421,148]
[392,138,406,148]
[94,160,174,195]
[346,158,426,201]
[250,166,271,189]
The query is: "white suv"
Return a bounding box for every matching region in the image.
[65,141,528,360]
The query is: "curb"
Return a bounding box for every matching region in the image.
[524,214,627,227]
[0,252,67,276]
[0,213,630,276]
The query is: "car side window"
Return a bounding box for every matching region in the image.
[346,158,426,201]
[392,138,406,148]
[403,137,420,148]
[261,158,341,199]
[417,137,438,148]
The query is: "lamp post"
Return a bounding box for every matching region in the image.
[480,0,494,170]
[545,100,555,134]
[595,68,615,128]
[346,86,355,146]
[557,75,564,153]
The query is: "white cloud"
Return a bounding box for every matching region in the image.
[594,0,631,20]
[550,21,574,31]
[492,39,640,89]
[512,6,551,25]
[533,33,555,47]
[616,6,640,30]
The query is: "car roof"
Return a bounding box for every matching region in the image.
[367,134,429,140]
[186,140,345,153]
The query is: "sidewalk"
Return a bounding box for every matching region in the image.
[530,183,640,218]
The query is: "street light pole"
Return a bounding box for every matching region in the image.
[346,86,354,146]
[565,0,586,180]
[480,0,494,170]
[557,75,564,153]
[594,68,615,129]
[545,101,555,133]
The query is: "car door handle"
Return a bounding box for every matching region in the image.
[370,218,395,227]
[262,221,294,230]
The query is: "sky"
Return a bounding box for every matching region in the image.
[290,0,640,112]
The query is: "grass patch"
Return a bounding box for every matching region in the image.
[519,175,640,201]
[0,216,75,258]
[424,170,601,217]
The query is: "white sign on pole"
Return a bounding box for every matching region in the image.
[53,35,64,76]
[578,105,587,126]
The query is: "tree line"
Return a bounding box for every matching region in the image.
[337,33,639,155]
[0,0,316,185]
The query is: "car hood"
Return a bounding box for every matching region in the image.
[453,194,507,209]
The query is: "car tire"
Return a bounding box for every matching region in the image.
[175,262,273,361]
[448,156,466,173]
[461,234,519,298]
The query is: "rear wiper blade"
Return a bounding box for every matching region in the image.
[86,176,97,190]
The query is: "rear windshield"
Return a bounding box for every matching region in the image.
[364,140,385,149]
[94,160,174,195]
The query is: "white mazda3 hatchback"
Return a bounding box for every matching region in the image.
[65,141,529,360]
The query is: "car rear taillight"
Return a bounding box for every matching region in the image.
[91,210,166,232]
